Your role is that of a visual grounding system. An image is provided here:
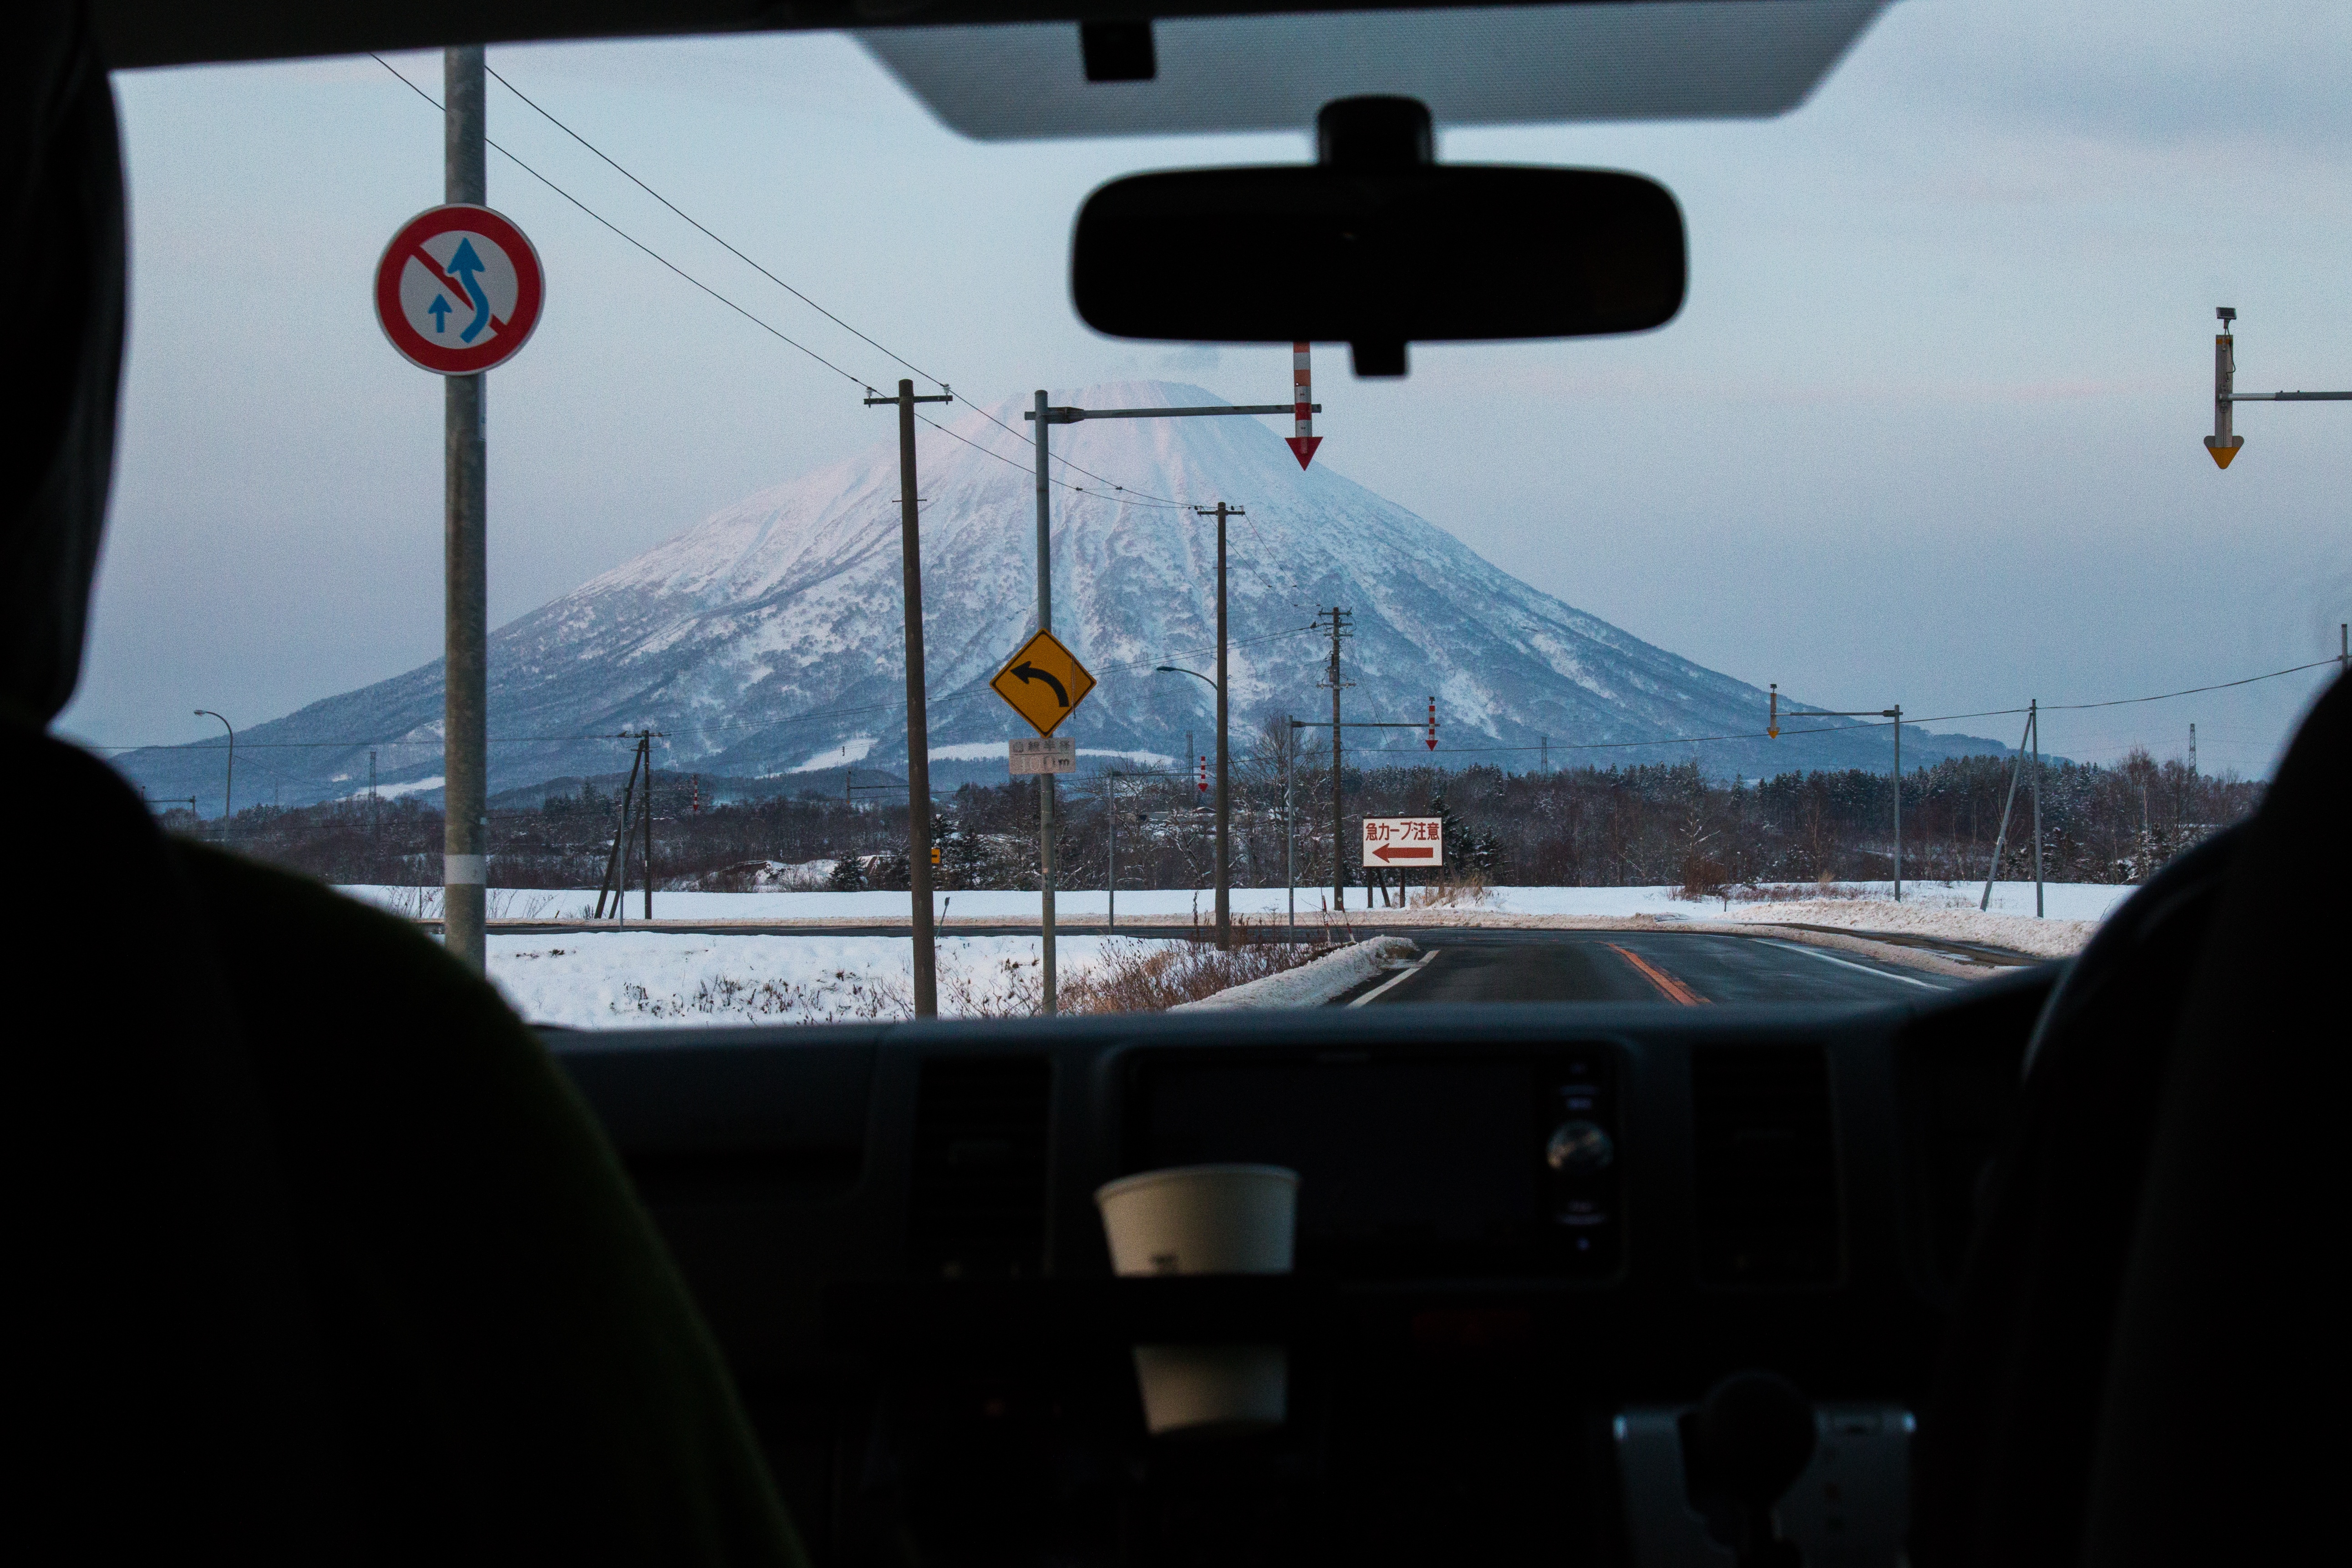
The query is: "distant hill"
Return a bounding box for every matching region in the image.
[111,380,2002,811]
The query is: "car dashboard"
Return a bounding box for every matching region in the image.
[550,967,2052,1567]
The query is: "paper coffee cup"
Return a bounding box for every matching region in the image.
[1094,1164,1299,1434]
[1096,1163,1299,1277]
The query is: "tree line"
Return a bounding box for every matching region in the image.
[162,721,2259,896]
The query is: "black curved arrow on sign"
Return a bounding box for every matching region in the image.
[1012,662,1070,707]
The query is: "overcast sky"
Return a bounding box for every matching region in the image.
[63,0,2352,778]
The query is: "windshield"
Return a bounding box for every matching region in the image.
[70,4,2346,1024]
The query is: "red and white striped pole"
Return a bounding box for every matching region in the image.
[1285,342,1323,469]
[1427,695,1438,752]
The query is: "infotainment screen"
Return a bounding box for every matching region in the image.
[1132,1050,1620,1279]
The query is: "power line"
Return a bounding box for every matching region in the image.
[472,58,1192,508]
[1298,657,2345,758]
[372,57,1176,513]
[373,56,868,388]
[94,621,1332,757]
[99,646,2328,761]
[483,61,946,391]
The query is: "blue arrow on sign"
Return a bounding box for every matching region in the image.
[427,294,452,333]
[447,237,492,344]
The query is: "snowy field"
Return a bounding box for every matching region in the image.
[334,879,2139,1028]
[340,880,2133,926]
[494,933,1171,1030]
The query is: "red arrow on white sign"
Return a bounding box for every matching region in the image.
[1285,341,1322,469]
[1372,844,1435,862]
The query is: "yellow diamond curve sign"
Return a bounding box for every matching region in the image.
[991,629,1096,736]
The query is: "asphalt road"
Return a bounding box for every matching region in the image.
[485,919,1981,1005]
[1343,929,1969,1006]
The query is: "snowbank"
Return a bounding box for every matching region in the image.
[495,933,1172,1030]
[1174,937,1418,1011]
[1708,898,2098,961]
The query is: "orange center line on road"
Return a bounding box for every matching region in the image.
[1604,943,1709,1006]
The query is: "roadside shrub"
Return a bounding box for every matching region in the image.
[1410,869,1495,908]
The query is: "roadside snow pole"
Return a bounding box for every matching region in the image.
[1286,343,1322,468]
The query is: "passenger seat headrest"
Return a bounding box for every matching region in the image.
[1,0,125,725]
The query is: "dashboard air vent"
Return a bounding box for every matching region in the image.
[906,1055,1052,1279]
[1690,1045,1842,1287]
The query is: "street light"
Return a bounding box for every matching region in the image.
[193,710,234,849]
[1154,662,1228,948]
[1155,664,1215,796]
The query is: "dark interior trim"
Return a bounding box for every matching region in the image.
[97,0,1696,71]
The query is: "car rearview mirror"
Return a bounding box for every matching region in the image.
[1071,97,1687,377]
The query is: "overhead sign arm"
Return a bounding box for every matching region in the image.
[1025,403,1320,422]
[2206,306,2352,469]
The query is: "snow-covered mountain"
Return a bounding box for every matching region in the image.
[114,381,2000,807]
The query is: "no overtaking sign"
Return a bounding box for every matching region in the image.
[375,204,544,375]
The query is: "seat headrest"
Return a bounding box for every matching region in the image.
[1,0,124,725]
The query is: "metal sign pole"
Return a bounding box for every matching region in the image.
[441,45,488,974]
[1014,391,1327,974]
[1032,391,1058,1014]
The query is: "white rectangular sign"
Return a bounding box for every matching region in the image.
[1009,736,1077,776]
[1362,816,1443,868]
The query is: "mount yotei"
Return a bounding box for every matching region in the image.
[114,381,2001,807]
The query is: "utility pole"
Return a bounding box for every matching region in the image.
[1295,705,1423,913]
[194,710,234,847]
[2029,700,2044,918]
[1317,608,1353,908]
[1979,704,2034,913]
[1107,771,1118,931]
[442,45,489,974]
[1196,502,1243,949]
[1541,734,1548,772]
[594,732,660,923]
[864,377,952,1018]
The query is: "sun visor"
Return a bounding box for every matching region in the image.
[856,0,1893,142]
